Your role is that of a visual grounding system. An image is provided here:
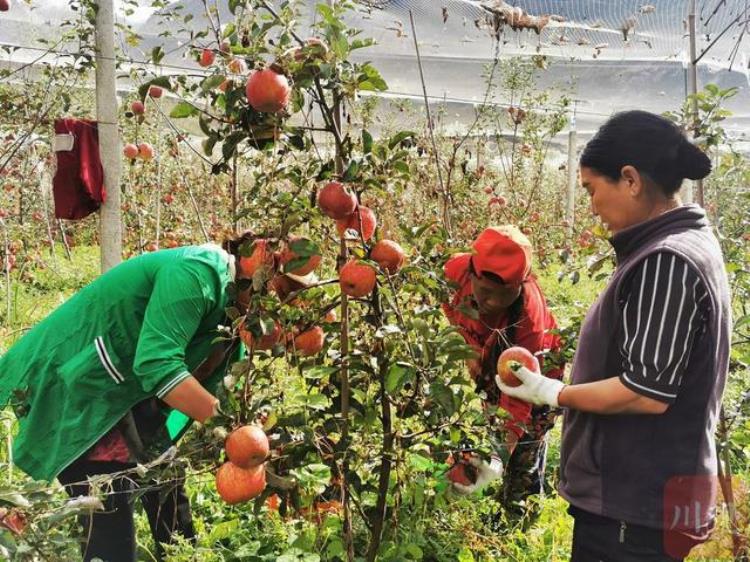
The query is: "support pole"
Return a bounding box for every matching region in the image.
[95,0,122,272]
[566,108,577,233]
[687,0,701,206]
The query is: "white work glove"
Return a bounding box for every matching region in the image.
[495,366,566,407]
[452,454,504,495]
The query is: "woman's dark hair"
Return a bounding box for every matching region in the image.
[468,256,506,285]
[580,110,712,197]
[222,230,257,256]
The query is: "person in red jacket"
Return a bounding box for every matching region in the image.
[442,225,564,522]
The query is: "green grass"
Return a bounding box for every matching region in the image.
[0,244,100,351]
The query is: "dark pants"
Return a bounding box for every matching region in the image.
[569,506,694,562]
[58,459,195,562]
[499,430,548,522]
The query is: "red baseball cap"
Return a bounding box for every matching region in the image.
[470,225,532,285]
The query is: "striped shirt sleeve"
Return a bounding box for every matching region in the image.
[618,252,709,404]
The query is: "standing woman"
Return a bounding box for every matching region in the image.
[0,233,263,561]
[497,110,731,561]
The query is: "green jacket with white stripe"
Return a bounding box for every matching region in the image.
[0,244,236,481]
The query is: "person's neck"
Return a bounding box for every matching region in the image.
[479,307,509,326]
[643,196,680,222]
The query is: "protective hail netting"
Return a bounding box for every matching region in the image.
[1,0,749,141]
[346,0,750,141]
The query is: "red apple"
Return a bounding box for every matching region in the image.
[496,346,539,387]
[225,425,270,469]
[292,326,325,356]
[238,239,272,278]
[239,320,282,351]
[245,68,291,113]
[280,236,322,276]
[371,239,405,274]
[123,143,139,159]
[317,181,357,220]
[336,206,377,241]
[215,462,266,504]
[148,85,163,99]
[228,58,247,74]
[339,260,377,298]
[130,101,145,115]
[199,48,215,67]
[138,142,154,161]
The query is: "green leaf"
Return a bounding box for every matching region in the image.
[290,463,331,495]
[350,38,376,51]
[393,160,410,175]
[151,46,165,65]
[388,131,416,149]
[430,381,456,417]
[223,131,247,160]
[228,0,244,15]
[358,63,388,92]
[385,363,415,394]
[317,3,335,24]
[306,394,330,411]
[207,518,239,542]
[137,76,171,101]
[406,544,423,559]
[259,316,276,335]
[342,159,360,182]
[0,491,30,508]
[200,74,225,92]
[734,314,750,330]
[284,256,310,273]
[362,129,373,154]
[198,113,213,136]
[169,101,198,119]
[375,324,402,339]
[408,454,433,472]
[457,546,475,562]
[289,238,320,257]
[331,33,349,59]
[202,135,218,157]
[303,366,338,380]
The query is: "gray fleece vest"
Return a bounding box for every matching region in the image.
[558,204,731,531]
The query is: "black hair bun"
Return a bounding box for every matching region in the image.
[677,140,712,181]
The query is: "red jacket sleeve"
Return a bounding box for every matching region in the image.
[442,253,481,348]
[442,253,486,375]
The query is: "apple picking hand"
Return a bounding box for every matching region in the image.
[452,454,504,495]
[495,365,566,407]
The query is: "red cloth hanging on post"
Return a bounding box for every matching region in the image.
[52,118,106,220]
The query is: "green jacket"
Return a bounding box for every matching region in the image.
[0,244,237,481]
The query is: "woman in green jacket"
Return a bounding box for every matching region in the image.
[0,233,262,561]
